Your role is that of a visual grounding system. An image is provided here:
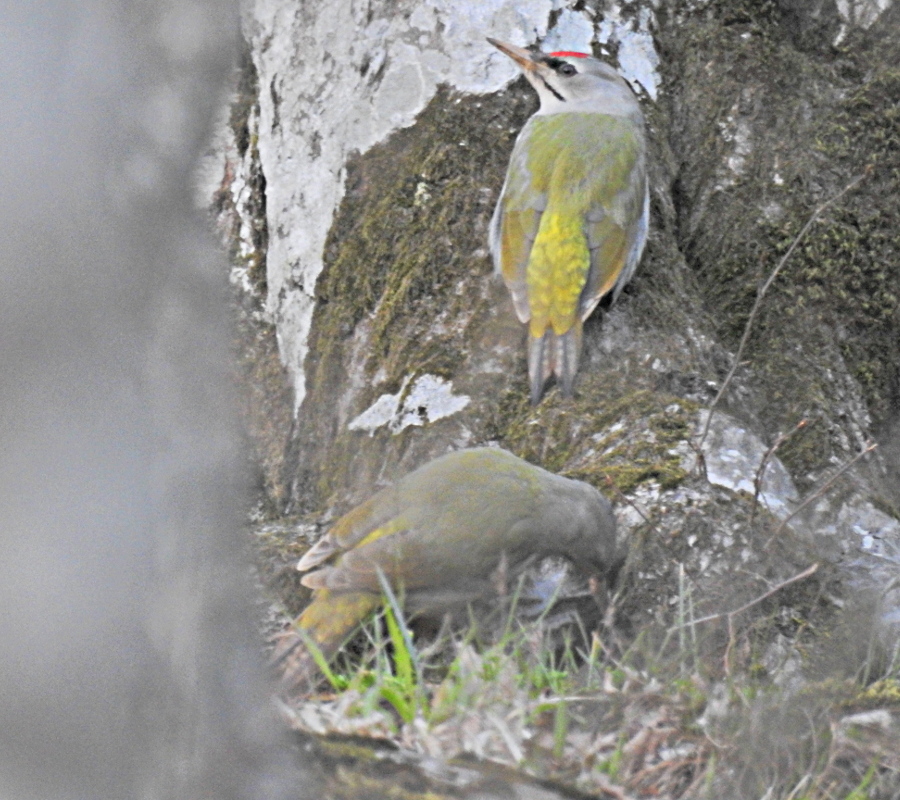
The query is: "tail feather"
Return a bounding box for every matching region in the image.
[526,320,584,403]
[557,321,582,398]
[527,333,548,405]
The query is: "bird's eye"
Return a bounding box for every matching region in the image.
[559,63,577,76]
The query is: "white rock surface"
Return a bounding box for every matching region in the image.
[806,495,900,562]
[348,373,470,435]
[596,6,660,100]
[697,410,800,518]
[835,0,894,43]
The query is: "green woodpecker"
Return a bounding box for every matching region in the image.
[273,447,619,690]
[488,39,648,403]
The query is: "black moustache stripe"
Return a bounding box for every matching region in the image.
[540,75,565,102]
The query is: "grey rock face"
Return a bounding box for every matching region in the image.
[219,0,900,677]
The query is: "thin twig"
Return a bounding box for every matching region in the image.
[591,778,636,800]
[668,563,820,675]
[750,418,808,527]
[697,173,867,451]
[684,562,819,629]
[724,615,736,677]
[724,562,816,675]
[764,441,878,548]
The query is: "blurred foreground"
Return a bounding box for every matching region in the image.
[0,4,305,798]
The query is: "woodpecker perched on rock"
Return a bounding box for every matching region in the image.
[488,39,648,403]
[272,447,620,691]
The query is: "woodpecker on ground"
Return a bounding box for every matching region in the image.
[272,447,620,691]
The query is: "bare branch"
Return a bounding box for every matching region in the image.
[764,441,878,548]
[666,563,819,675]
[750,418,808,527]
[684,562,820,630]
[697,173,868,451]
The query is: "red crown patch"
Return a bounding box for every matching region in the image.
[549,51,590,58]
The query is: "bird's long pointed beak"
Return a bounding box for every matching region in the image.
[486,38,539,73]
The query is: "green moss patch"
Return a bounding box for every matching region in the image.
[662,4,900,484]
[494,385,695,496]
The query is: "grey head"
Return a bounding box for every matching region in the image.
[487,38,641,120]
[533,470,623,587]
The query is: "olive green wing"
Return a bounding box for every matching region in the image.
[579,118,648,318]
[490,119,548,324]
[304,451,545,596]
[310,515,538,601]
[296,483,403,572]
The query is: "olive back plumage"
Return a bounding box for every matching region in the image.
[278,448,620,688]
[488,42,648,402]
[302,448,617,601]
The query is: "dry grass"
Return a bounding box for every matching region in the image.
[272,584,900,800]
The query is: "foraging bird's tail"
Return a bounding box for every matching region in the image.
[271,589,380,693]
[527,319,583,404]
